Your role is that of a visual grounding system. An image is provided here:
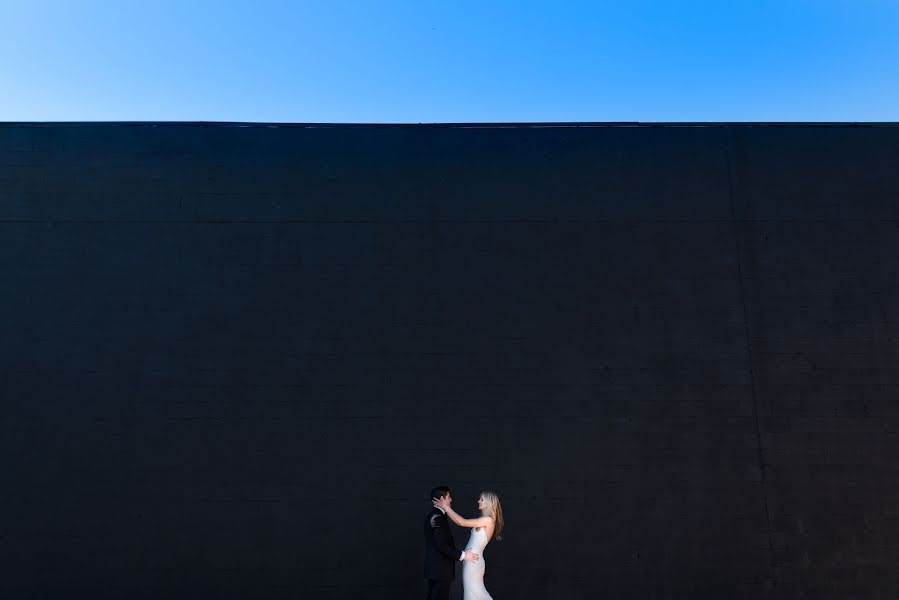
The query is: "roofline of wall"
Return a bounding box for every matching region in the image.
[1,121,899,128]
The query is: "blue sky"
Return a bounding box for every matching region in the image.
[1,1,898,122]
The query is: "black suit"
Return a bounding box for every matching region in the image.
[424,507,462,600]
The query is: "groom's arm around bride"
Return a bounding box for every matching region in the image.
[432,511,479,564]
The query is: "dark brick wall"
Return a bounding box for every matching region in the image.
[1,123,898,599]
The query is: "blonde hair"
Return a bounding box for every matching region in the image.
[480,490,504,542]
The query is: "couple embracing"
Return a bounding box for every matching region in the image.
[423,485,505,600]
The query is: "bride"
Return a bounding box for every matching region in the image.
[433,490,504,600]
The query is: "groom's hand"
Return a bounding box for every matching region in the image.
[463,550,479,563]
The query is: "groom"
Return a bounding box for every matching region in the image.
[424,485,479,600]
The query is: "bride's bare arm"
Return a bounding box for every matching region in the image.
[436,501,494,529]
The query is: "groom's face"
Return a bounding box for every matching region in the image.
[440,491,452,505]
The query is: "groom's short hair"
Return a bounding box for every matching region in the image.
[430,485,451,500]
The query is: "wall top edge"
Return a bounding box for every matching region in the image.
[1,121,898,129]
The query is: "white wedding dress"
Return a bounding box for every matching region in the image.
[462,526,493,600]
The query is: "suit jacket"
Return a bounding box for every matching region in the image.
[423,507,462,581]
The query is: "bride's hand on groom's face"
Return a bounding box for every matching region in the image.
[432,497,450,510]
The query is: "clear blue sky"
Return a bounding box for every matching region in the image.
[2,1,898,122]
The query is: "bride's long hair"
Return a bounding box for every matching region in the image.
[481,490,504,542]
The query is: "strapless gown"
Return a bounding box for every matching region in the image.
[462,527,493,600]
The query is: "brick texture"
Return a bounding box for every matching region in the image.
[1,123,898,599]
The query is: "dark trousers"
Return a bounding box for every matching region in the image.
[426,579,450,600]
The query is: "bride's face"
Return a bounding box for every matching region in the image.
[477,496,485,512]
